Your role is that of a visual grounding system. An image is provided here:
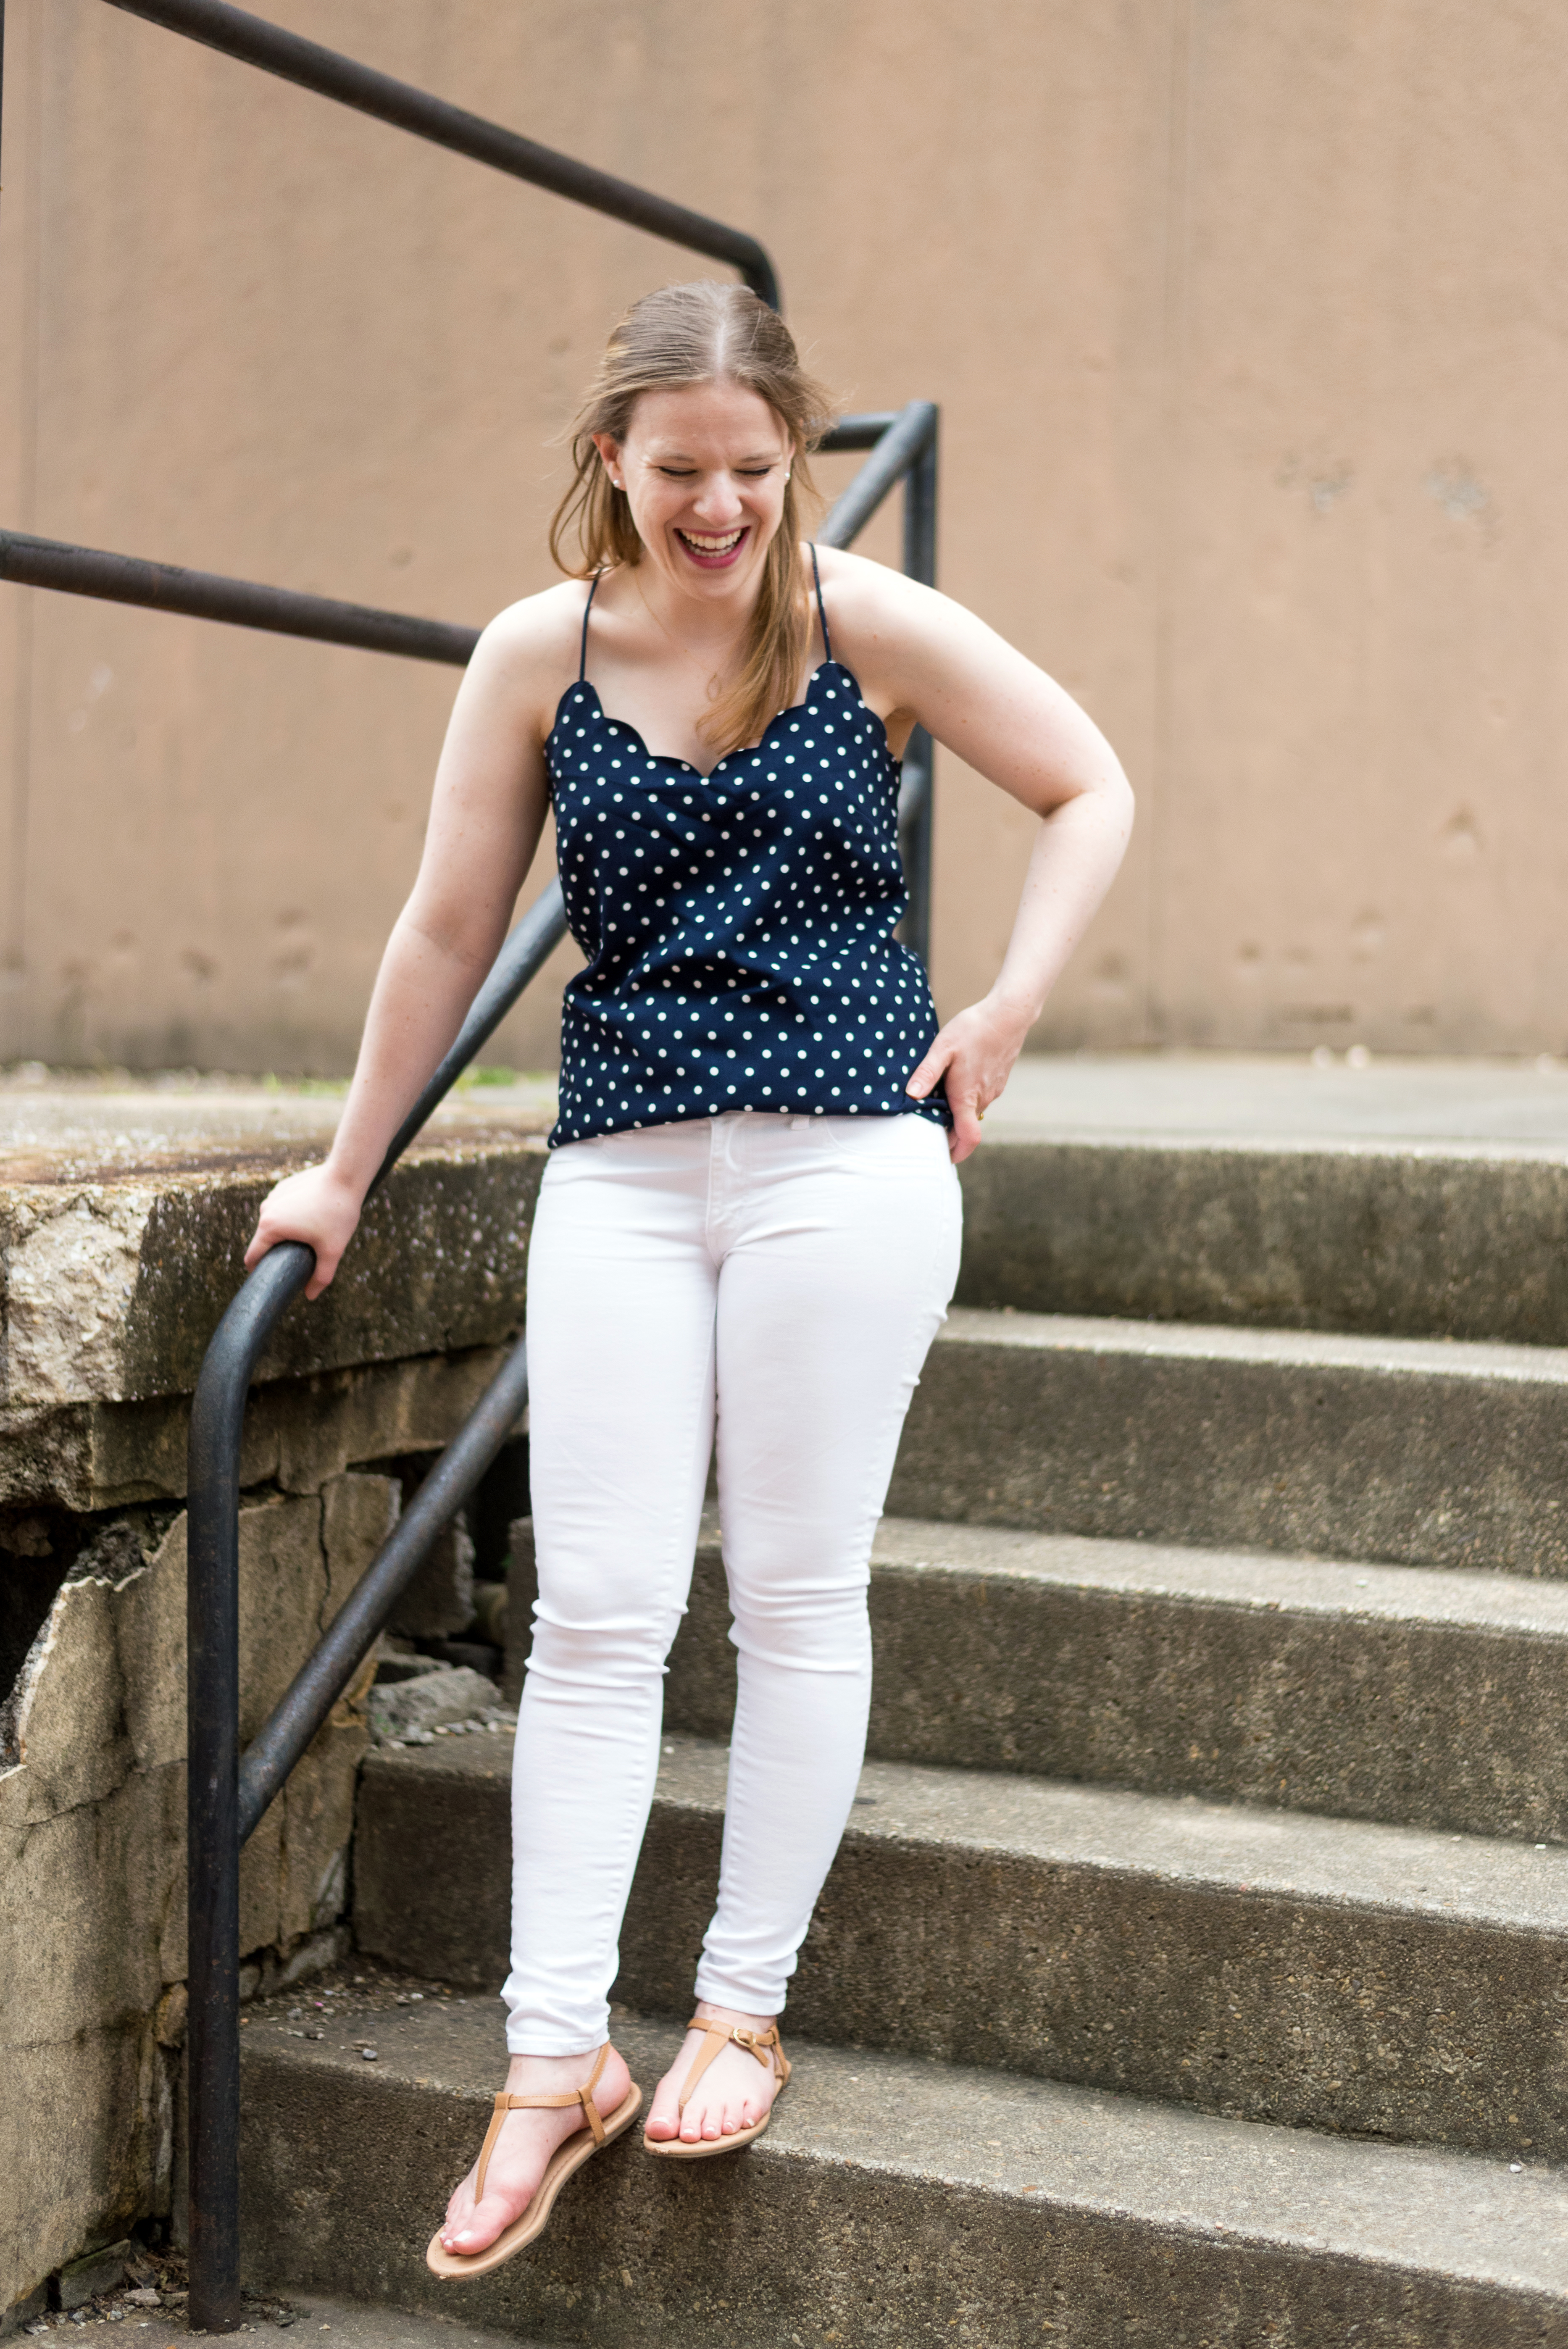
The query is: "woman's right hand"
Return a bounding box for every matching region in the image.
[244,1162,367,1300]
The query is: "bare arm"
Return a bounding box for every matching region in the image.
[244,594,569,1295]
[821,552,1134,1163]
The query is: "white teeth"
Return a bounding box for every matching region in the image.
[679,528,743,553]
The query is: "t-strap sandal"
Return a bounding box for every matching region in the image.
[643,2013,791,2159]
[426,2043,642,2277]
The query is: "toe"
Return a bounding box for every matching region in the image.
[449,2190,510,2253]
[441,2181,477,2245]
[648,2035,704,2141]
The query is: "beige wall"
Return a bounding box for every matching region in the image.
[4,0,1568,1071]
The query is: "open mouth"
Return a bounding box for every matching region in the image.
[675,526,749,569]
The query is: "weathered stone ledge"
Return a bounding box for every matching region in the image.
[1,1116,547,1414]
[2,1342,513,1513]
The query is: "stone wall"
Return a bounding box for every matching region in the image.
[0,1092,545,2328]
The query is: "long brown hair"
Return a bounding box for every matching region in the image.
[549,281,837,758]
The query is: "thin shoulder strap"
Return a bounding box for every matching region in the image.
[578,573,602,682]
[808,543,833,664]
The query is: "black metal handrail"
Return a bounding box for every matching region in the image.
[0,3,941,2325]
[0,530,482,664]
[101,0,781,309]
[820,403,941,964]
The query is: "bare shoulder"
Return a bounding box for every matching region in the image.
[476,577,590,679]
[451,578,594,750]
[809,542,927,627]
[807,542,993,692]
[421,581,590,826]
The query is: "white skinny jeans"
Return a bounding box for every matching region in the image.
[502,1109,962,2054]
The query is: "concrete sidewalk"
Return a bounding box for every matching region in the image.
[0,1068,555,1184]
[11,1051,1568,1159]
[985,1050,1568,1147]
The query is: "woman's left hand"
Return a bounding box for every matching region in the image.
[906,995,1034,1163]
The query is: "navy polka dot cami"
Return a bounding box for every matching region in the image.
[544,547,950,1149]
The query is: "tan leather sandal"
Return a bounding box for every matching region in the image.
[426,2043,642,2277]
[643,2013,791,2159]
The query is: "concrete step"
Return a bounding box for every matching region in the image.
[889,1307,1568,1575]
[238,1995,1568,2348]
[353,1735,1568,2163]
[958,1133,1568,1344]
[656,1518,1568,1843]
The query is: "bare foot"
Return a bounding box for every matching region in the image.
[643,2003,784,2147]
[438,2044,633,2257]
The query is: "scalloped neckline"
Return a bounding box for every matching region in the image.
[550,659,892,782]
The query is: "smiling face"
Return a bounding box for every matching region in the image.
[592,379,793,610]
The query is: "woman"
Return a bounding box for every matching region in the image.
[245,280,1132,2274]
